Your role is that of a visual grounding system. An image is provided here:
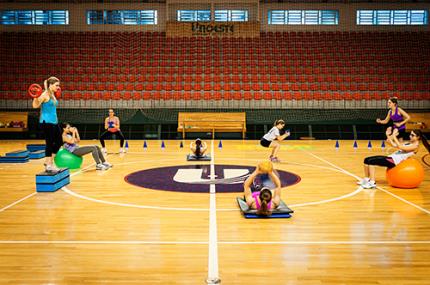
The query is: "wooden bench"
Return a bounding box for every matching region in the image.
[406,113,430,133]
[178,112,246,139]
[0,112,28,132]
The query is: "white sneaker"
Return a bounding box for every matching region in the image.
[101,148,107,154]
[45,164,60,173]
[362,181,376,189]
[96,163,108,170]
[119,148,125,153]
[102,162,113,168]
[356,178,369,186]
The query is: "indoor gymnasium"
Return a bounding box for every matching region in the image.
[0,0,429,284]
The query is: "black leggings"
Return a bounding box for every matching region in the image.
[364,156,396,168]
[41,122,62,157]
[100,130,125,148]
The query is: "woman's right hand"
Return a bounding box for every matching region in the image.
[376,118,382,124]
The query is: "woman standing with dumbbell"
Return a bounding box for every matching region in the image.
[32,77,62,172]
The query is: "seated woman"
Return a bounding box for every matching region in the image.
[62,123,112,171]
[190,138,208,158]
[243,161,282,216]
[359,129,429,189]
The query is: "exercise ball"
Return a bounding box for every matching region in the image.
[258,161,273,174]
[54,149,83,169]
[386,158,424,189]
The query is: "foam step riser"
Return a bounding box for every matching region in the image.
[6,150,30,157]
[36,177,70,192]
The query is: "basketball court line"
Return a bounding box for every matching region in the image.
[207,140,220,284]
[0,192,36,213]
[0,240,429,245]
[304,150,430,216]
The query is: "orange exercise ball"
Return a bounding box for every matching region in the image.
[386,158,425,189]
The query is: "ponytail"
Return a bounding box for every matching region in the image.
[256,188,272,216]
[415,129,430,153]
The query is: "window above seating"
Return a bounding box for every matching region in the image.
[356,10,428,25]
[0,10,69,25]
[87,10,157,25]
[268,10,338,25]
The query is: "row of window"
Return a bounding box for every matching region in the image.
[0,9,428,25]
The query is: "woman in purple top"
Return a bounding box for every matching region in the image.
[376,97,410,142]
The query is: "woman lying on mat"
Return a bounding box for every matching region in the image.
[61,123,112,171]
[358,129,429,189]
[190,138,208,157]
[243,161,282,216]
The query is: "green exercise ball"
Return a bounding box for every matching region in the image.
[54,149,83,169]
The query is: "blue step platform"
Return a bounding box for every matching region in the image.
[6,150,30,157]
[36,168,70,192]
[29,150,45,159]
[0,156,29,163]
[27,144,46,152]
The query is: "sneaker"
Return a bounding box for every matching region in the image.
[45,164,60,173]
[102,162,113,168]
[101,148,107,154]
[119,148,125,153]
[270,157,281,163]
[96,163,108,170]
[362,181,376,189]
[356,178,369,186]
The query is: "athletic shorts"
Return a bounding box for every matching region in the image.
[260,138,272,148]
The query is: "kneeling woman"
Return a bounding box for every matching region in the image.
[62,123,112,171]
[359,129,429,189]
[190,138,207,158]
[243,161,282,216]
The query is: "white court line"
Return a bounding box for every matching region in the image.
[304,150,430,216]
[62,186,209,211]
[62,155,366,211]
[207,140,220,284]
[376,186,430,215]
[0,192,36,213]
[0,240,429,245]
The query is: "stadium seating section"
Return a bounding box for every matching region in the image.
[0,31,429,104]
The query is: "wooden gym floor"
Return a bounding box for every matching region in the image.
[0,139,429,285]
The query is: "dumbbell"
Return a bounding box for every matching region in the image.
[28,83,62,98]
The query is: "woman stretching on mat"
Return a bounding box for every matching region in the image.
[32,77,62,172]
[62,123,112,171]
[358,129,429,189]
[260,119,290,163]
[190,138,207,158]
[376,97,410,142]
[244,161,282,216]
[100,109,126,154]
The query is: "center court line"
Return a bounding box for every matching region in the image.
[207,140,220,284]
[304,150,430,216]
[1,240,429,245]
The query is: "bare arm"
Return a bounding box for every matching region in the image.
[104,118,109,130]
[391,133,418,152]
[62,133,75,144]
[32,93,48,109]
[377,112,390,124]
[72,127,80,143]
[115,117,120,129]
[244,170,258,206]
[276,131,290,141]
[268,171,282,206]
[394,108,410,127]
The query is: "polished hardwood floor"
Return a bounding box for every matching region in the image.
[0,139,429,284]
